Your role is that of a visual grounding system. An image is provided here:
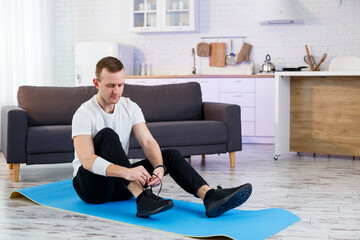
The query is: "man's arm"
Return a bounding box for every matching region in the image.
[132,122,164,186]
[73,135,151,185]
[73,135,97,171]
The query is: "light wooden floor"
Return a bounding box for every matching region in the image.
[1,144,359,240]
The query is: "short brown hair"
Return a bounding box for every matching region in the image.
[95,56,124,81]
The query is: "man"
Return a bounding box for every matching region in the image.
[72,56,252,218]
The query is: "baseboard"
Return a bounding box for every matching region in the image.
[242,136,274,144]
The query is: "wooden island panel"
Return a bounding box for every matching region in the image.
[290,76,360,156]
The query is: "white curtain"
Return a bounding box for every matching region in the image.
[0,0,56,150]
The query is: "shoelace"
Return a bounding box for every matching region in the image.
[141,173,163,197]
[150,173,163,197]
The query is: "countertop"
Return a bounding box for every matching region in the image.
[126,72,360,79]
[126,74,275,78]
[275,71,360,77]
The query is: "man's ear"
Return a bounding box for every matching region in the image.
[93,78,99,88]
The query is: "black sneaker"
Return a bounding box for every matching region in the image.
[136,189,174,218]
[204,183,252,218]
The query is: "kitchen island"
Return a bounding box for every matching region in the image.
[274,71,360,159]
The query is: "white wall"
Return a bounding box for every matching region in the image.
[56,0,360,86]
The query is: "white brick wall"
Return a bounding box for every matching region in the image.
[56,0,360,86]
[56,0,76,86]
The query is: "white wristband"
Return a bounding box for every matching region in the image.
[92,157,111,176]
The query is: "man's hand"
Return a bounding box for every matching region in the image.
[124,166,152,186]
[147,167,164,187]
[132,122,164,187]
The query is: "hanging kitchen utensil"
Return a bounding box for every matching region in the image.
[197,42,210,57]
[313,53,327,71]
[192,48,196,74]
[209,42,226,67]
[225,39,237,66]
[237,42,252,63]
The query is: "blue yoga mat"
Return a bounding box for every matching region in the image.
[10,179,300,239]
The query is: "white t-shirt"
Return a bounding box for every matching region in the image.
[71,95,145,176]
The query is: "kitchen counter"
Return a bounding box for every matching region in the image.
[126,74,275,79]
[275,71,360,77]
[127,71,360,79]
[125,74,277,144]
[274,71,360,159]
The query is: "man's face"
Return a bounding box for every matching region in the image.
[94,68,125,105]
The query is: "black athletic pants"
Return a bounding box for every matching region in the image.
[73,128,208,204]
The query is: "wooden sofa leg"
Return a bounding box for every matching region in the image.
[229,152,235,168]
[12,164,20,182]
[201,154,206,166]
[8,164,13,169]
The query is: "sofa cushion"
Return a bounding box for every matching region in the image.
[123,82,203,122]
[27,125,73,153]
[129,120,227,148]
[18,86,97,126]
[18,82,202,125]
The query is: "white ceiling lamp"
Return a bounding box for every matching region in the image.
[259,0,304,24]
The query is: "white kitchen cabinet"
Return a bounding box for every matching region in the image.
[132,0,161,31]
[194,78,218,102]
[125,78,161,85]
[127,78,188,85]
[218,78,256,137]
[219,78,255,93]
[125,76,275,143]
[241,122,255,136]
[219,93,255,107]
[239,107,255,122]
[219,94,256,129]
[255,78,275,136]
[158,78,188,85]
[132,0,197,32]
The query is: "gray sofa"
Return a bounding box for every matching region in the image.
[1,82,242,182]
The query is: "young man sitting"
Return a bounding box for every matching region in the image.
[72,56,252,218]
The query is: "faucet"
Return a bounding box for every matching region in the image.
[192,48,196,74]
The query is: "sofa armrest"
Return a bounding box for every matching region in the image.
[1,106,28,164]
[203,102,242,152]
